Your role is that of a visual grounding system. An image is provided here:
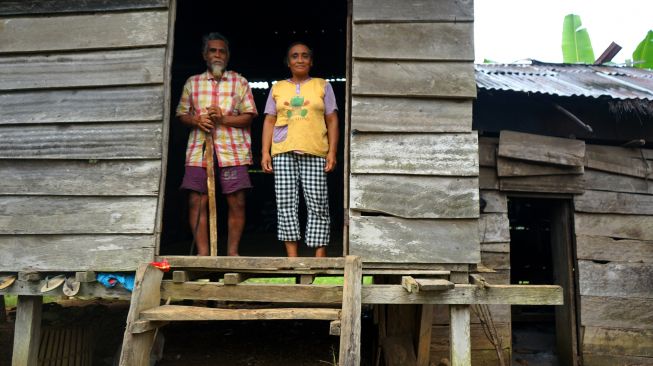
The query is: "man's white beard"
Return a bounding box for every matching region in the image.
[211,63,225,78]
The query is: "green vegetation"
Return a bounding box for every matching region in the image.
[633,30,653,69]
[562,14,595,63]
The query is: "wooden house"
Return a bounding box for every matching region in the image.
[1,1,563,365]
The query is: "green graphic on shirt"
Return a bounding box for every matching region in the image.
[285,96,310,119]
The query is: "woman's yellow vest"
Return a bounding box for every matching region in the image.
[270,78,329,157]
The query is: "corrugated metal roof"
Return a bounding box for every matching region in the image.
[475,63,653,100]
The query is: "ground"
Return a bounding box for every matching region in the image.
[1,299,376,366]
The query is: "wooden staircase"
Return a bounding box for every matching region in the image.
[118,256,363,366]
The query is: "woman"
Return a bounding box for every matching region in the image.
[261,42,339,257]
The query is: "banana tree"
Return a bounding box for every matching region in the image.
[633,30,653,69]
[562,14,595,63]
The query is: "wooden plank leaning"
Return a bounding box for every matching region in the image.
[119,263,163,366]
[204,133,218,257]
[339,256,362,366]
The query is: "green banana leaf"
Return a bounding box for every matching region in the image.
[633,30,653,69]
[562,14,595,64]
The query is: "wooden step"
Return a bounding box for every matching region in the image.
[139,305,341,321]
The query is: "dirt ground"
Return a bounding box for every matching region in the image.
[1,299,376,366]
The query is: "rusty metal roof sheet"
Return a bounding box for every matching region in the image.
[475,63,653,100]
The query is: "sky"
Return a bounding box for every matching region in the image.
[474,0,653,64]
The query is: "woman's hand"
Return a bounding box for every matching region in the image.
[261,153,273,173]
[325,151,337,172]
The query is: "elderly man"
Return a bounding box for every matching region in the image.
[176,32,258,256]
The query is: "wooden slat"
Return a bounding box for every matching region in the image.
[478,213,510,243]
[0,0,167,15]
[0,48,165,91]
[0,122,162,159]
[431,323,511,351]
[576,235,653,263]
[353,23,473,60]
[0,11,168,54]
[0,235,155,271]
[449,305,471,366]
[350,175,479,218]
[0,160,160,196]
[480,191,506,213]
[478,137,498,167]
[352,0,474,22]
[581,296,653,330]
[352,61,476,98]
[480,243,510,253]
[351,97,471,132]
[584,169,653,195]
[339,256,363,366]
[160,256,345,271]
[1,86,163,126]
[575,190,653,215]
[500,174,585,194]
[578,260,653,298]
[585,144,653,179]
[498,130,585,167]
[575,213,653,240]
[140,306,341,321]
[12,296,42,366]
[479,167,499,190]
[497,156,583,177]
[417,305,434,366]
[582,353,653,366]
[349,216,480,263]
[0,196,156,234]
[583,326,653,357]
[350,133,478,175]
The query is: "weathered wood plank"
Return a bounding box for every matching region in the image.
[351,97,472,133]
[160,256,345,271]
[576,235,653,263]
[432,323,511,351]
[583,326,653,357]
[141,306,341,321]
[500,174,585,194]
[480,191,506,213]
[450,305,471,366]
[497,156,583,177]
[582,353,653,366]
[349,216,480,263]
[480,252,510,270]
[585,169,653,195]
[352,61,476,98]
[498,130,585,167]
[478,137,498,167]
[575,213,653,241]
[0,235,155,271]
[339,256,363,366]
[350,175,479,218]
[478,213,510,243]
[581,296,653,330]
[0,160,160,196]
[0,122,162,159]
[0,11,168,53]
[0,0,167,15]
[0,196,157,234]
[0,49,165,91]
[585,144,653,179]
[353,0,474,22]
[578,260,653,298]
[350,133,478,175]
[479,167,499,190]
[480,242,510,253]
[575,190,653,215]
[12,296,42,366]
[1,86,164,125]
[417,305,434,366]
[353,23,473,60]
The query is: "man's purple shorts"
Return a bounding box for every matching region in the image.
[180,165,252,194]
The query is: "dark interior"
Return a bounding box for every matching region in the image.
[160,0,348,256]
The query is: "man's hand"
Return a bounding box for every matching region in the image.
[195,114,214,133]
[261,153,273,173]
[207,106,224,126]
[325,152,337,172]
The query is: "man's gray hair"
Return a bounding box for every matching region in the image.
[202,32,230,55]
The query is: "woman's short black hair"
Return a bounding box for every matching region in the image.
[285,41,313,65]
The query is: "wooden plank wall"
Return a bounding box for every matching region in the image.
[349,0,479,264]
[0,0,171,271]
[573,144,653,365]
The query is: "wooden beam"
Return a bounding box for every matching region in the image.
[12,296,42,366]
[160,256,345,271]
[140,305,341,321]
[416,305,434,366]
[223,273,250,285]
[339,256,363,366]
[415,279,455,292]
[449,305,471,366]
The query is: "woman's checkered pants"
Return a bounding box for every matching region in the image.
[273,152,330,247]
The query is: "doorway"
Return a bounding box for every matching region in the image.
[509,197,579,366]
[160,0,348,257]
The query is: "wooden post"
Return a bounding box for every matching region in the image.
[449,305,471,366]
[119,264,164,366]
[205,133,218,256]
[339,255,362,366]
[416,305,434,366]
[12,295,42,366]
